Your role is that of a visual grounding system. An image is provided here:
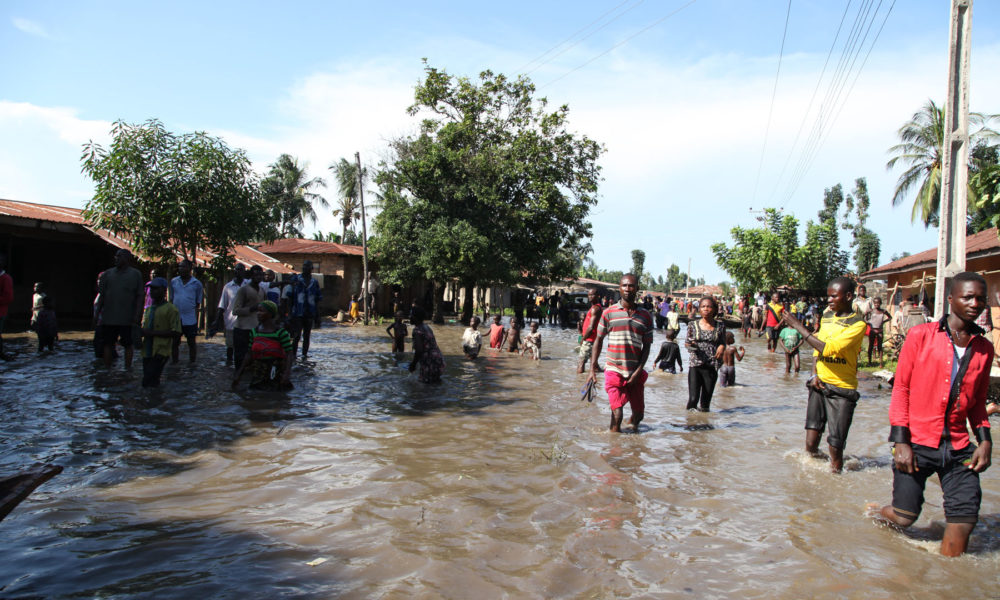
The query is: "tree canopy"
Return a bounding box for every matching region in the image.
[81,119,275,272]
[261,154,327,238]
[370,62,603,321]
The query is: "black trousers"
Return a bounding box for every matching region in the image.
[233,328,251,370]
[687,365,718,411]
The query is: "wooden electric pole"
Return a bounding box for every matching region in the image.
[934,0,973,318]
[356,152,370,325]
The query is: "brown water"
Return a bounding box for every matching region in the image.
[1,322,998,598]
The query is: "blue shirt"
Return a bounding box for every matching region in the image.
[285,275,321,318]
[169,276,203,326]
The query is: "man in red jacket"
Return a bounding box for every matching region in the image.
[874,272,992,556]
[0,253,13,360]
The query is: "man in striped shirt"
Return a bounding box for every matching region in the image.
[588,274,654,433]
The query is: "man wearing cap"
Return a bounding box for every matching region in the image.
[283,260,322,358]
[140,277,181,387]
[95,249,145,369]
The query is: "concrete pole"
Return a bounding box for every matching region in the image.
[934,0,973,318]
[356,152,370,326]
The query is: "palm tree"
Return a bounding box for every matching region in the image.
[886,100,994,227]
[329,158,367,242]
[263,154,328,237]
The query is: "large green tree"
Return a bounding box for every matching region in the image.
[81,119,275,272]
[886,99,995,227]
[370,63,603,323]
[798,184,849,291]
[261,154,328,238]
[711,209,801,294]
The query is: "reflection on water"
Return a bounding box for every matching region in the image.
[1,322,998,598]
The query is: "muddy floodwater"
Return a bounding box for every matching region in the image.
[1,321,999,598]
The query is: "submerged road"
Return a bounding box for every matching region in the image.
[1,321,998,598]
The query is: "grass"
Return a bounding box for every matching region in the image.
[858,358,897,374]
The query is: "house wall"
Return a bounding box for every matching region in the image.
[265,251,364,314]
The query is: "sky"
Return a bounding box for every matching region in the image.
[2,0,999,285]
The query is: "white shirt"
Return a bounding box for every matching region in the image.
[462,328,482,348]
[217,280,244,330]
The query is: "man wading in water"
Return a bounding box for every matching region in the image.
[873,272,992,556]
[588,274,653,433]
[782,276,866,473]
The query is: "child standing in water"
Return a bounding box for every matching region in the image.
[409,306,444,383]
[719,331,745,387]
[521,321,541,360]
[385,311,407,353]
[777,323,804,373]
[34,295,58,353]
[349,295,361,324]
[463,316,482,359]
[653,328,683,373]
[506,319,522,352]
[489,315,506,350]
[140,278,181,388]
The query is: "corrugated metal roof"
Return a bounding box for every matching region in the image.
[673,284,724,296]
[0,198,295,273]
[254,238,365,256]
[862,227,1000,278]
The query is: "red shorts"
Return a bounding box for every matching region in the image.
[605,369,648,412]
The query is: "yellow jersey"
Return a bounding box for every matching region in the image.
[813,308,867,389]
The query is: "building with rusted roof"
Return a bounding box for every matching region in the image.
[252,238,367,314]
[861,226,1000,333]
[0,198,293,324]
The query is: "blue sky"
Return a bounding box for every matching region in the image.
[2,1,999,285]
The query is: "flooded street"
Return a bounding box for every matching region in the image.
[2,321,999,598]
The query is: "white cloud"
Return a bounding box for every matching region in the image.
[11,17,51,39]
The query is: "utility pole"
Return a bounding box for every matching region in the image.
[356,152,370,325]
[934,0,973,318]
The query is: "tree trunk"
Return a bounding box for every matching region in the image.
[460,282,475,325]
[512,288,525,326]
[432,280,446,324]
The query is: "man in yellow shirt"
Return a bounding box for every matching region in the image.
[782,276,867,472]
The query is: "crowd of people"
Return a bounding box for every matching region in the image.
[3,247,998,557]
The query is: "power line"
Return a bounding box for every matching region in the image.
[788,0,896,201]
[520,1,646,77]
[777,0,889,209]
[765,0,853,205]
[540,0,699,89]
[751,0,794,205]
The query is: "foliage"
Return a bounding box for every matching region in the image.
[370,62,603,320]
[81,119,274,273]
[577,258,623,285]
[969,141,1000,232]
[886,99,995,227]
[711,208,801,294]
[889,251,912,262]
[843,178,880,273]
[311,231,342,243]
[261,154,327,238]
[330,157,367,242]
[718,282,731,297]
[630,250,645,278]
[798,185,850,291]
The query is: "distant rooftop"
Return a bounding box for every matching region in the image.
[253,238,364,257]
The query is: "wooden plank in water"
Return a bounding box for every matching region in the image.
[0,464,63,522]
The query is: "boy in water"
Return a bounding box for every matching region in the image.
[521,321,541,360]
[34,295,58,353]
[489,315,506,350]
[140,278,181,388]
[865,297,890,365]
[463,316,483,359]
[385,311,407,353]
[506,319,522,352]
[719,331,745,387]
[778,323,804,373]
[652,328,683,373]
